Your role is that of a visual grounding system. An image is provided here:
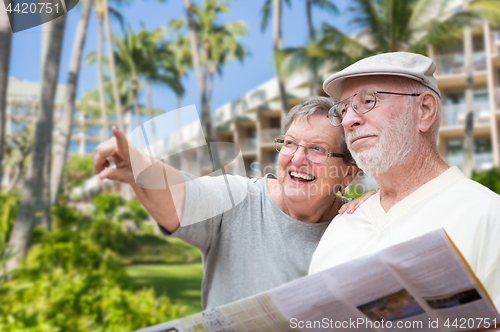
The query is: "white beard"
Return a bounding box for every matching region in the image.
[347,104,415,177]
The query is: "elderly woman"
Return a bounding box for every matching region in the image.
[93,96,370,310]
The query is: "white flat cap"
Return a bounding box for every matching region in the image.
[323,52,441,100]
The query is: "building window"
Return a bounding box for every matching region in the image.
[269,117,281,128]
[247,127,256,138]
[85,126,101,138]
[84,142,99,154]
[244,158,258,178]
[442,90,490,126]
[270,151,279,166]
[10,121,30,133]
[68,141,79,153]
[446,137,493,170]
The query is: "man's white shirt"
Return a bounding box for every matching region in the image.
[309,167,500,310]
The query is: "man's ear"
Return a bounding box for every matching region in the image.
[417,92,439,133]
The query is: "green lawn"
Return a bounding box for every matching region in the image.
[125,263,204,316]
[119,235,202,265]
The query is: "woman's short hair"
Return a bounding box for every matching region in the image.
[282,96,355,165]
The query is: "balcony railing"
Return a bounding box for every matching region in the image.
[260,128,282,144]
[442,101,490,127]
[261,163,277,176]
[495,88,500,110]
[219,145,239,163]
[240,138,257,153]
[436,52,486,76]
[493,30,500,55]
[85,126,102,138]
[448,153,494,171]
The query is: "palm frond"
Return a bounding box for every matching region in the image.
[260,0,272,31]
[312,0,338,14]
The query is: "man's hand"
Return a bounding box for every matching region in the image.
[338,188,379,214]
[93,126,135,185]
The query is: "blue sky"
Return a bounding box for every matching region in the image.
[9,0,356,121]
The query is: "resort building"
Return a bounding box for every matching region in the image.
[2,77,120,187]
[157,23,500,187]
[3,23,500,195]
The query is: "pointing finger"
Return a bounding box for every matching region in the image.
[112,126,130,159]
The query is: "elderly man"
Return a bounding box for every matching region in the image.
[308,52,500,310]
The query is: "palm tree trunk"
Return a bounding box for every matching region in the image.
[207,69,215,116]
[5,145,31,193]
[50,0,92,205]
[184,0,205,102]
[184,0,222,170]
[462,1,474,177]
[102,0,124,131]
[306,0,315,41]
[134,88,141,129]
[6,168,20,193]
[4,14,66,272]
[176,95,182,142]
[147,79,157,150]
[273,0,289,114]
[306,0,319,96]
[40,142,51,230]
[0,4,12,198]
[96,12,109,142]
[132,86,144,150]
[38,8,52,230]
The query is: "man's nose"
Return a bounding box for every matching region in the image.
[341,104,364,129]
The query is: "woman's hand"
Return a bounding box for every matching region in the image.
[93,126,136,185]
[338,188,379,214]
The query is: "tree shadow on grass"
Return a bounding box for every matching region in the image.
[125,264,203,316]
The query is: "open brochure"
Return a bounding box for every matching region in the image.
[135,229,500,332]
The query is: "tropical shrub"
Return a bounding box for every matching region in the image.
[0,191,20,252]
[0,199,183,331]
[472,167,500,194]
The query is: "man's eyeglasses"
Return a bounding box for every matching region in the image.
[275,135,345,164]
[327,89,421,127]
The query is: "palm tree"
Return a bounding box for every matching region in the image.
[169,33,192,110]
[2,129,33,194]
[462,0,474,177]
[138,26,184,147]
[344,0,500,54]
[5,14,67,272]
[261,0,291,113]
[102,0,125,131]
[50,0,93,206]
[278,0,345,97]
[278,30,359,95]
[304,0,337,95]
[86,51,139,138]
[183,0,248,169]
[0,5,12,199]
[80,76,137,127]
[184,0,214,162]
[345,0,500,177]
[95,0,111,143]
[165,30,192,140]
[93,0,124,139]
[112,26,146,148]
